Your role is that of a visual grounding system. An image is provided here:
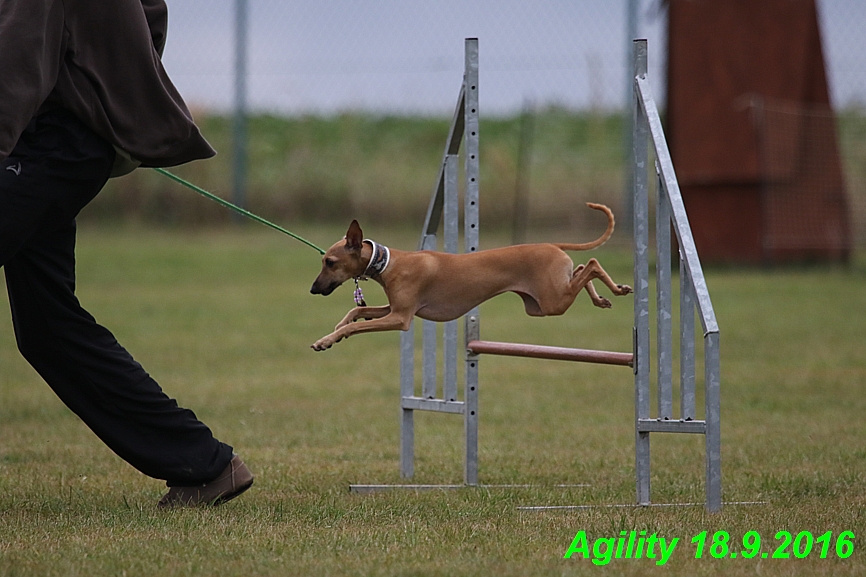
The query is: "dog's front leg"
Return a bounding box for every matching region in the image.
[312,312,412,351]
[335,305,391,330]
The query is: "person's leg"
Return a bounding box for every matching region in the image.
[1,110,236,487]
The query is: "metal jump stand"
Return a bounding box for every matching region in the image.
[632,39,721,512]
[351,39,722,512]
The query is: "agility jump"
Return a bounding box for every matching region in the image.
[349,39,721,513]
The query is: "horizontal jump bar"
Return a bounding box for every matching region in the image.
[466,340,633,367]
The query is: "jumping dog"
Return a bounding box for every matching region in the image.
[310,203,632,351]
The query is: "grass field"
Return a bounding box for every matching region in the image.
[0,224,864,576]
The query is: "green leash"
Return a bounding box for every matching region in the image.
[153,167,326,255]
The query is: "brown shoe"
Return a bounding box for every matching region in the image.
[157,455,254,508]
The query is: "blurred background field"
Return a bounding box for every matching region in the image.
[88,108,866,247]
[77,0,866,248]
[90,111,628,236]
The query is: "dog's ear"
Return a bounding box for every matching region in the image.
[346,220,363,251]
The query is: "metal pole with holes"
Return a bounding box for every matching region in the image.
[398,38,480,484]
[463,38,480,485]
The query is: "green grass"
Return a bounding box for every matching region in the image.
[0,225,864,576]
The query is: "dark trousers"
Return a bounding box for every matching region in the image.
[0,110,233,485]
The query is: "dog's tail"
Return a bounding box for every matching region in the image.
[553,203,615,252]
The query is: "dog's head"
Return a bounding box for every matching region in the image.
[310,220,367,296]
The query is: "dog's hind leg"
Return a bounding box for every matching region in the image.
[584,279,612,308]
[573,264,611,308]
[571,258,631,298]
[538,258,631,315]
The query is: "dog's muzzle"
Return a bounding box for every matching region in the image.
[310,280,339,296]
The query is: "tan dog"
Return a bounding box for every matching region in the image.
[310,203,631,351]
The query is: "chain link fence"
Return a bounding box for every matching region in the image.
[95,0,866,248]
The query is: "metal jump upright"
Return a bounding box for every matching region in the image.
[391,38,481,486]
[352,38,722,513]
[632,39,721,512]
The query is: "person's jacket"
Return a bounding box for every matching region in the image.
[0,0,216,175]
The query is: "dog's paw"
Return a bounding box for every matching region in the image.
[617,284,633,295]
[594,296,612,309]
[311,338,334,351]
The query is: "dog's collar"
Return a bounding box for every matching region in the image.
[360,239,390,279]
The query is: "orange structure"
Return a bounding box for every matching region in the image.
[667,0,851,264]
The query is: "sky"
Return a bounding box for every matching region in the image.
[160,0,866,116]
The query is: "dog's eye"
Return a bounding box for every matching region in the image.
[325,258,336,268]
